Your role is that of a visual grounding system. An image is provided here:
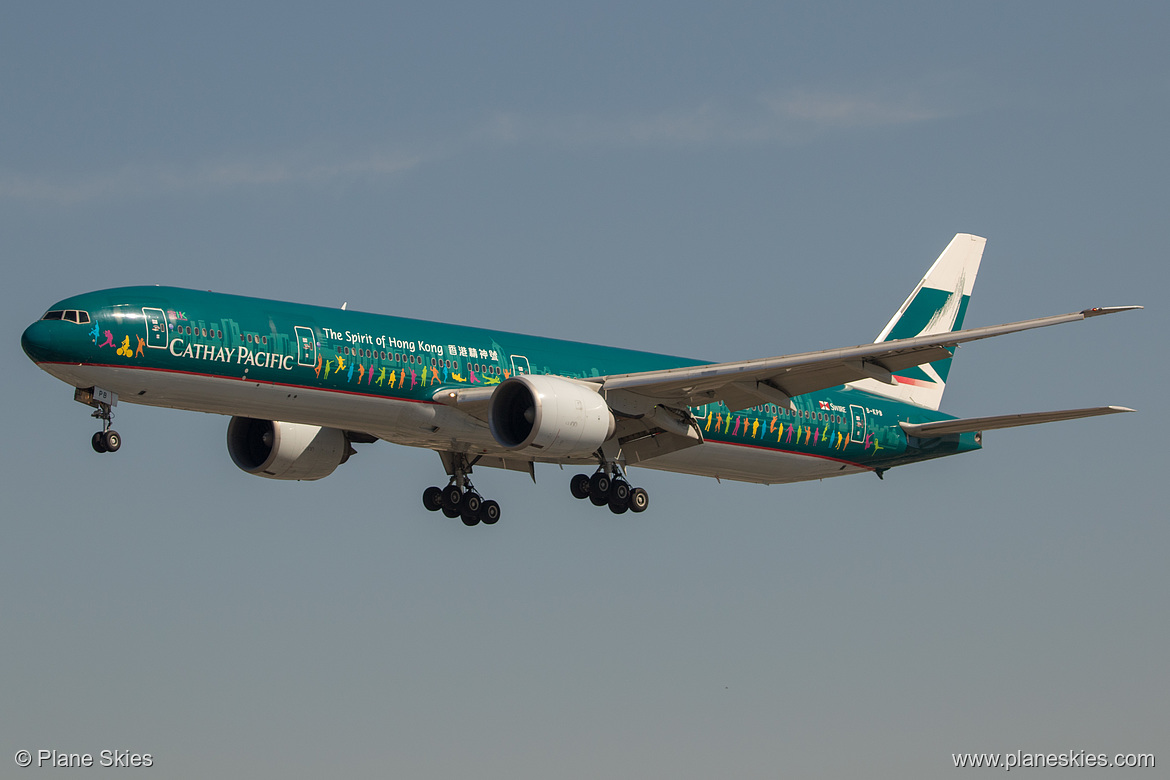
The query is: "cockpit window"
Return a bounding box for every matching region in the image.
[40,309,91,323]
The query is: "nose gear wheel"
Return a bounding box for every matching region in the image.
[88,400,122,454]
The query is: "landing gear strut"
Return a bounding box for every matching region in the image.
[570,456,649,515]
[422,452,502,527]
[89,401,121,454]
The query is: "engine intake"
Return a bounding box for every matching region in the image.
[226,417,353,481]
[488,375,615,458]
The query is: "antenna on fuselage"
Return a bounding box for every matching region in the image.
[341,302,347,310]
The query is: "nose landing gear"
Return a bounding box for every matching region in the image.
[89,401,121,454]
[75,387,122,454]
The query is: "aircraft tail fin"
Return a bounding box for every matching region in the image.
[848,233,986,410]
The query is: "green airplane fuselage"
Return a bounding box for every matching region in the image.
[21,286,981,483]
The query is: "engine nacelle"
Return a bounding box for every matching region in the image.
[488,375,616,458]
[226,417,353,481]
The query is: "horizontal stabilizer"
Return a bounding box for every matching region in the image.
[899,406,1135,437]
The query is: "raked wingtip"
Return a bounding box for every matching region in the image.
[1082,305,1143,317]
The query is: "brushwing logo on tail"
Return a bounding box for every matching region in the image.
[847,233,985,410]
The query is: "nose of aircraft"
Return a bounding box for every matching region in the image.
[21,320,59,363]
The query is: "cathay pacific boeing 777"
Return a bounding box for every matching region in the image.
[21,234,1139,526]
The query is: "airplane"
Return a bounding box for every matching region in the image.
[20,234,1139,527]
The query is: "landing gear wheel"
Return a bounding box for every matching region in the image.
[628,487,649,513]
[441,484,464,512]
[570,473,592,500]
[608,494,629,514]
[463,492,483,517]
[609,479,630,504]
[588,472,611,506]
[422,486,444,512]
[91,431,108,453]
[102,430,121,452]
[431,451,503,526]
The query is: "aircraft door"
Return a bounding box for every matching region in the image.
[849,404,867,445]
[293,326,317,367]
[142,308,168,348]
[510,355,531,376]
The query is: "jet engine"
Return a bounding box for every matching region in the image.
[488,375,615,458]
[226,417,354,480]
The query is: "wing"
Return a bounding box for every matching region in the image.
[433,306,1140,419]
[597,306,1141,412]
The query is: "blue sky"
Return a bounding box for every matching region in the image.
[3,3,1167,777]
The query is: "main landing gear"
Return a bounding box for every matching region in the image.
[422,453,501,527]
[570,462,649,515]
[89,401,121,454]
